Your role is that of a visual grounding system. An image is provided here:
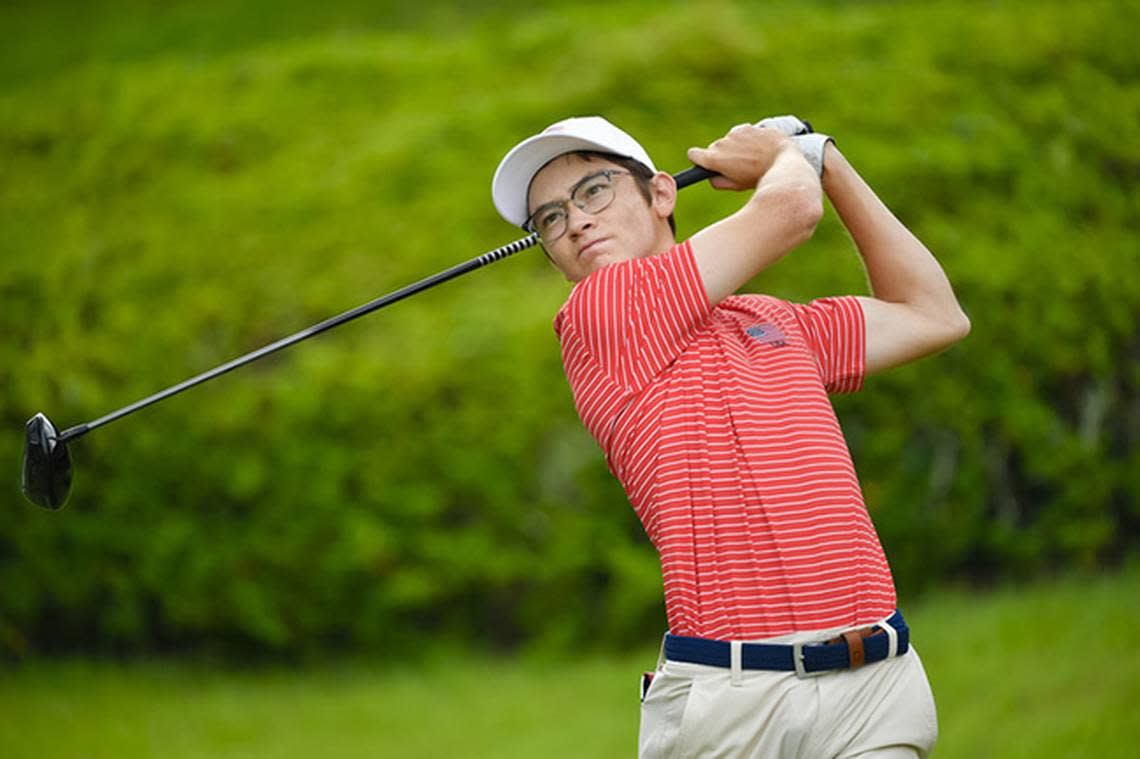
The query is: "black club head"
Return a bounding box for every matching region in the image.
[22,412,73,510]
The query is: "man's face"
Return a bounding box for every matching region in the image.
[527,154,675,282]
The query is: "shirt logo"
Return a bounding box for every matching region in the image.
[746,322,787,346]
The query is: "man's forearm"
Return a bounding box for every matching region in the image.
[822,144,966,324]
[690,135,823,305]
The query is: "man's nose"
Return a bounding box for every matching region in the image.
[566,203,595,236]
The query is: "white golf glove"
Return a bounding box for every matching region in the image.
[755,115,813,136]
[756,115,833,176]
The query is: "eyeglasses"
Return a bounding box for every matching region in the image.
[524,170,630,243]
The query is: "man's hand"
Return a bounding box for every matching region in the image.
[753,115,833,177]
[694,116,834,179]
[686,124,795,191]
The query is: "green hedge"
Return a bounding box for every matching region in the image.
[1,0,1137,656]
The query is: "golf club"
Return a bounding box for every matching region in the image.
[22,164,720,510]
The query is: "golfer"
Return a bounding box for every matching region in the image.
[492,115,968,758]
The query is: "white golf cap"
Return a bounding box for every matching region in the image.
[492,116,657,228]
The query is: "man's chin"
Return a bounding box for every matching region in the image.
[581,246,627,273]
[567,247,635,280]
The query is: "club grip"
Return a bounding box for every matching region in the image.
[672,119,814,189]
[673,165,718,188]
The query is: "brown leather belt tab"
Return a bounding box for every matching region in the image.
[827,625,883,669]
[842,630,866,669]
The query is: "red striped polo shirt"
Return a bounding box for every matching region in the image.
[553,240,897,640]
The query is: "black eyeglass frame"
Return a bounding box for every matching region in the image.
[523,169,631,242]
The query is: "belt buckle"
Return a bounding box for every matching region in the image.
[792,642,829,679]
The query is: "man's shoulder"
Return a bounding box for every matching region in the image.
[552,293,575,338]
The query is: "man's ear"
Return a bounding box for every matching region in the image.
[650,171,678,221]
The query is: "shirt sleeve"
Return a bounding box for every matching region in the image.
[789,296,866,394]
[554,240,712,392]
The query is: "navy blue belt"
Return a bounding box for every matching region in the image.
[664,610,909,678]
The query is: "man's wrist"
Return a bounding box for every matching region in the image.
[792,133,834,177]
[754,139,814,191]
[820,142,847,192]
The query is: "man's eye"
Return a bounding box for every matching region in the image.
[539,210,564,230]
[581,180,607,197]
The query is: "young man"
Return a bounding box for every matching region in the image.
[492,116,969,758]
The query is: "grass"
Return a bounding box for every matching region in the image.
[916,566,1140,758]
[2,566,1137,758]
[0,651,643,758]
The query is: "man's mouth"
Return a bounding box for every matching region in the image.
[578,238,607,260]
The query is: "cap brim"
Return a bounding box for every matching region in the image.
[492,134,651,228]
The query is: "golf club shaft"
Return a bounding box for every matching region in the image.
[58,234,539,442]
[56,166,720,444]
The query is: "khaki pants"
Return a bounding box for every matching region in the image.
[639,632,938,759]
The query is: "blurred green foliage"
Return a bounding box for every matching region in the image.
[1,0,1137,657]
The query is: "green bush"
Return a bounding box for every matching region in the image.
[1,0,1137,656]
